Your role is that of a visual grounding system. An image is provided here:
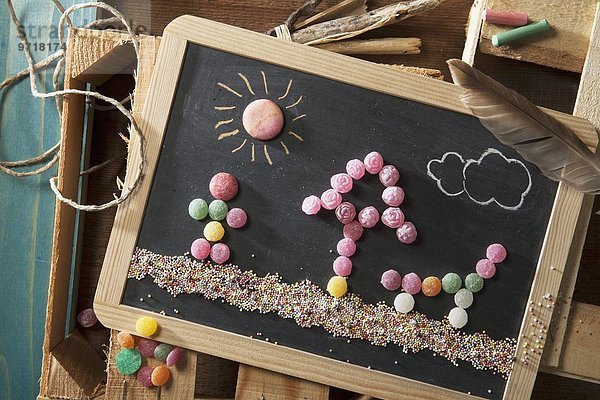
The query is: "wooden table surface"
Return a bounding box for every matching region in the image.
[71,0,600,398]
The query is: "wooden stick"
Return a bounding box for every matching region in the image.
[381,63,444,80]
[315,37,421,55]
[293,0,367,30]
[291,0,445,45]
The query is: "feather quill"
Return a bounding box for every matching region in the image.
[447,58,600,194]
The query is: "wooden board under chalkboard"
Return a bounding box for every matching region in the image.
[94,16,597,400]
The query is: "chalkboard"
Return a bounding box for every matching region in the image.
[96,17,590,400]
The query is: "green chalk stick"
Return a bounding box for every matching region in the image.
[492,19,550,47]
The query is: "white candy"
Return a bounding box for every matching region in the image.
[454,288,474,309]
[394,292,415,314]
[448,307,468,329]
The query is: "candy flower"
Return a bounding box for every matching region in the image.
[396,221,417,244]
[364,151,384,174]
[335,202,356,224]
[302,195,321,215]
[346,159,366,180]
[321,189,342,210]
[382,186,405,207]
[358,206,379,228]
[330,173,353,193]
[381,207,405,228]
[379,165,400,187]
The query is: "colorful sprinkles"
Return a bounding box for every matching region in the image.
[128,247,516,377]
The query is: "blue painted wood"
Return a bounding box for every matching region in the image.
[0,3,94,399]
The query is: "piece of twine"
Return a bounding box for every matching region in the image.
[1,0,144,211]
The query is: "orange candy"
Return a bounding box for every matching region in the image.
[421,276,442,297]
[117,331,135,349]
[151,365,171,386]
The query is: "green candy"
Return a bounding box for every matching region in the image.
[154,343,174,362]
[465,272,484,293]
[442,272,462,294]
[208,200,228,221]
[189,198,208,220]
[116,348,142,375]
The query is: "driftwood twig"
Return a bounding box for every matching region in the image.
[315,37,421,55]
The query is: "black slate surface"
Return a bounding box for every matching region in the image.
[122,43,558,399]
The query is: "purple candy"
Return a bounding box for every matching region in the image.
[333,256,353,277]
[343,221,364,241]
[166,347,184,367]
[335,202,356,224]
[138,338,159,357]
[137,366,154,388]
[402,272,422,295]
[476,259,497,279]
[381,269,402,291]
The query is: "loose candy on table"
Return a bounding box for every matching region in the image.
[302,195,321,215]
[188,198,208,220]
[335,202,356,224]
[379,165,400,187]
[330,173,353,193]
[138,338,160,357]
[166,347,184,367]
[208,200,229,221]
[327,276,348,298]
[343,220,364,241]
[204,221,225,242]
[209,172,239,201]
[381,207,405,229]
[116,348,142,375]
[454,288,474,309]
[394,292,415,314]
[396,222,417,244]
[226,208,248,229]
[476,259,497,279]
[402,272,422,295]
[346,159,365,180]
[358,206,379,228]
[154,343,174,362]
[336,238,357,257]
[486,243,507,263]
[151,364,171,386]
[191,238,211,259]
[448,307,468,329]
[333,256,353,277]
[77,308,98,328]
[136,316,158,337]
[465,272,484,293]
[211,243,231,264]
[381,269,402,291]
[137,366,154,388]
[442,272,462,294]
[421,276,442,297]
[117,331,135,349]
[242,99,284,141]
[364,151,384,174]
[381,186,404,207]
[321,189,342,210]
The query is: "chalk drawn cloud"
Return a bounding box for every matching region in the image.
[427,148,532,211]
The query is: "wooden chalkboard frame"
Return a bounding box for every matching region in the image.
[94,16,598,400]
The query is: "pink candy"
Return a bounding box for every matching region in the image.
[364,151,384,174]
[336,238,356,257]
[330,173,353,193]
[302,195,321,215]
[382,186,405,207]
[358,206,379,228]
[476,259,497,279]
[138,338,159,357]
[346,159,365,180]
[321,189,342,210]
[209,172,239,201]
[402,272,422,295]
[335,202,356,224]
[381,207,405,229]
[211,243,230,264]
[381,269,402,291]
[486,243,507,263]
[333,256,353,276]
[396,222,417,244]
[379,165,400,187]
[343,221,364,241]
[226,208,247,229]
[137,366,154,388]
[191,238,211,259]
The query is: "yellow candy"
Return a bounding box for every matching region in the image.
[327,276,347,298]
[204,221,225,242]
[135,316,158,337]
